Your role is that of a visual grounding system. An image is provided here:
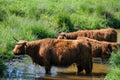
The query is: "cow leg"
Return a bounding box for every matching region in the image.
[45,66,51,74]
[85,59,92,75]
[76,64,83,74]
[85,67,92,75]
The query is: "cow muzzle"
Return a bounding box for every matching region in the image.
[12,49,19,55]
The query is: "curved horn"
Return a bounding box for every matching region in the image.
[13,36,19,42]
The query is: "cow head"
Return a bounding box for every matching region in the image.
[57,32,67,39]
[102,45,112,59]
[103,49,111,59]
[13,40,27,55]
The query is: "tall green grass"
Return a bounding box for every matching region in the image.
[105,49,120,80]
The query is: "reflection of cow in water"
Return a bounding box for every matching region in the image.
[57,28,117,42]
[77,37,120,62]
[12,38,92,74]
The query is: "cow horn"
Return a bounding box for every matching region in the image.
[13,36,19,42]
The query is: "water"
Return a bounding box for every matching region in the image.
[1,29,120,80]
[1,57,59,80]
[2,58,36,80]
[1,56,108,80]
[2,57,108,80]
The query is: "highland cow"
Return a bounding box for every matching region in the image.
[57,28,117,42]
[77,37,120,62]
[12,38,92,74]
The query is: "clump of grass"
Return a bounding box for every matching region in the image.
[57,13,74,32]
[105,48,120,80]
[31,24,56,39]
[106,12,120,28]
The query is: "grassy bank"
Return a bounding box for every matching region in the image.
[105,49,120,80]
[0,0,120,76]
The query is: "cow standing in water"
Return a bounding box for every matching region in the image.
[57,28,117,42]
[12,38,92,75]
[77,37,120,62]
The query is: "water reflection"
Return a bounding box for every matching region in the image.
[2,56,108,80]
[3,57,40,80]
[2,57,59,80]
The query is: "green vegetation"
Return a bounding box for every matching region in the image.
[0,0,120,77]
[0,60,6,76]
[105,48,120,80]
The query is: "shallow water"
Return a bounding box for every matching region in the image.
[1,56,108,80]
[1,29,120,80]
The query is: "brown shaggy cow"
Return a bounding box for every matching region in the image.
[12,38,92,74]
[57,28,117,42]
[77,37,120,61]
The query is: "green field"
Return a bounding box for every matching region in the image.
[0,0,120,78]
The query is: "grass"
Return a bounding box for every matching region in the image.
[0,0,120,77]
[105,48,120,80]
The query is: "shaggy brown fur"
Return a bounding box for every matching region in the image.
[12,38,92,74]
[77,37,120,61]
[57,28,117,42]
